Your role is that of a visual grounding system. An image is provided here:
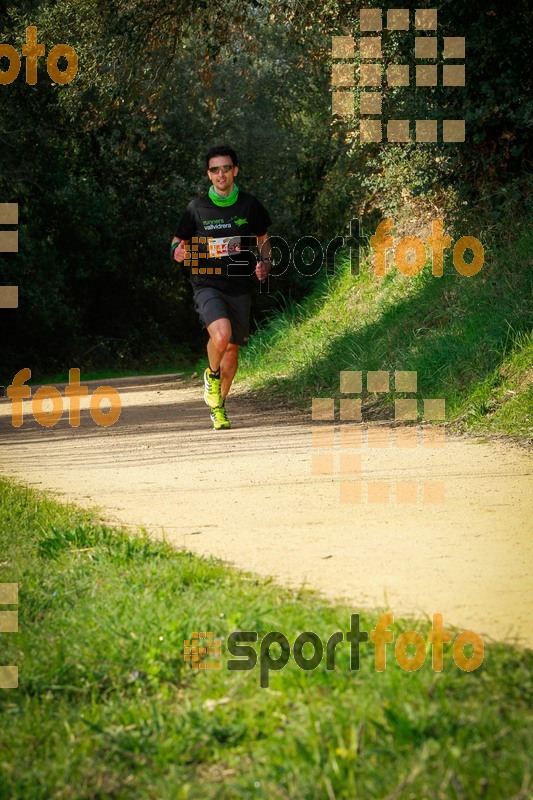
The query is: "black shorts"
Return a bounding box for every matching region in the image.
[192,286,252,346]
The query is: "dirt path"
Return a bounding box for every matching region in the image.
[1,374,532,647]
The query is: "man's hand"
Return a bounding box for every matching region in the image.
[171,239,187,262]
[255,259,271,281]
[256,232,271,281]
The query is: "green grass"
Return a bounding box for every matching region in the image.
[458,330,533,439]
[238,225,533,441]
[0,478,531,799]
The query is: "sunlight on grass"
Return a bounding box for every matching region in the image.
[239,230,532,440]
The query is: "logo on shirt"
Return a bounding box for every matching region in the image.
[203,217,233,232]
[234,217,248,227]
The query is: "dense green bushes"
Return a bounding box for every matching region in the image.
[0,1,530,379]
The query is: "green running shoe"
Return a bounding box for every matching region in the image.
[210,405,231,430]
[204,367,222,408]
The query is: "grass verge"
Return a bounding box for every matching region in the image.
[0,478,531,799]
[238,225,532,442]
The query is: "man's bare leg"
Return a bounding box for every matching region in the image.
[206,318,232,372]
[220,343,239,402]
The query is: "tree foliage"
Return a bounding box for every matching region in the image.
[0,0,530,377]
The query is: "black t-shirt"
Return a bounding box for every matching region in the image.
[174,189,272,294]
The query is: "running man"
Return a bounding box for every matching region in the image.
[170,146,272,430]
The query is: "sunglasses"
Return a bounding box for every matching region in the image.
[208,164,234,174]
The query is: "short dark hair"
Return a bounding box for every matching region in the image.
[205,145,238,169]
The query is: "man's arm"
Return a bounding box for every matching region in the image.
[256,233,271,280]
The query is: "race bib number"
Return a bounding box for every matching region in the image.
[207,236,241,259]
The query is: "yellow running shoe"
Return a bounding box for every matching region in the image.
[210,405,231,430]
[203,367,222,408]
